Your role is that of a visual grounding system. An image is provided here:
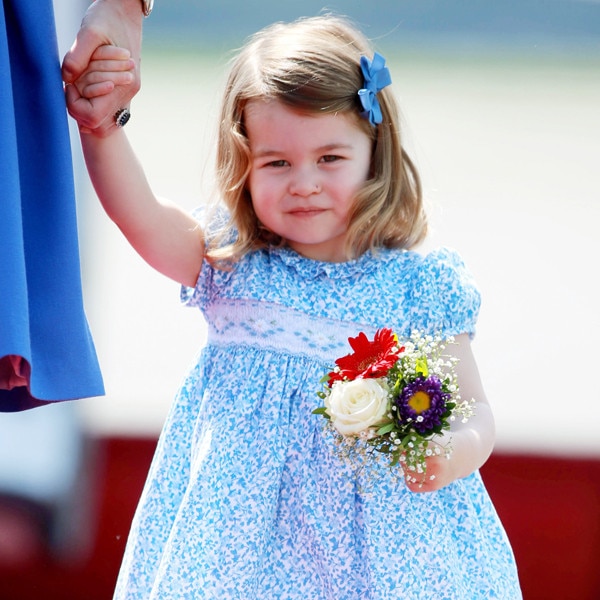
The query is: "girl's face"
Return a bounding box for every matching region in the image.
[245,98,372,262]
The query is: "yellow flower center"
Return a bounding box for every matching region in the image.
[408,391,431,414]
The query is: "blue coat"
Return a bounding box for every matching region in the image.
[0,0,104,410]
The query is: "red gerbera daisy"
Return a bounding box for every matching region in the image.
[328,328,404,385]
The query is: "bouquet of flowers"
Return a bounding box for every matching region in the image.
[313,328,475,482]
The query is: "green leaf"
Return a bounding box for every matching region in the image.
[376,422,396,436]
[312,407,329,416]
[415,357,429,377]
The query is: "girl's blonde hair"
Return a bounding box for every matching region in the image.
[208,14,426,263]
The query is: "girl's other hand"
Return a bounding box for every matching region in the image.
[402,443,456,493]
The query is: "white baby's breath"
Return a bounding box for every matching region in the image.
[314,329,475,487]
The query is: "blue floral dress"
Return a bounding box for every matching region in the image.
[114,245,521,599]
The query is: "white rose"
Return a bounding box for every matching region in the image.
[325,378,390,437]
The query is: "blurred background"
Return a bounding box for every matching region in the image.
[1,0,599,598]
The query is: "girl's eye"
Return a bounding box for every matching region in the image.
[320,155,340,163]
[268,159,288,168]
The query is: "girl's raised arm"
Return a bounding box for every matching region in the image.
[78,127,204,288]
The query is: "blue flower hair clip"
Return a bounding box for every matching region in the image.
[357,52,392,126]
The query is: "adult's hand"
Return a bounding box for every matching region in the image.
[62,0,144,136]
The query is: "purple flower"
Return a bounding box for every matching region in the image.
[394,376,450,435]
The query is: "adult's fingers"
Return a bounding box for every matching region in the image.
[62,25,106,84]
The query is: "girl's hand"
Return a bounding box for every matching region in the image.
[402,439,457,493]
[72,45,135,99]
[65,45,135,135]
[62,0,143,136]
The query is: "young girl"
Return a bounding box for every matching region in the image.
[69,15,522,599]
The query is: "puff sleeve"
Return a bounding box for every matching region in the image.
[180,207,235,312]
[407,248,481,338]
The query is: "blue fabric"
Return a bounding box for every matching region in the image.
[0,0,104,410]
[358,52,391,126]
[113,245,521,599]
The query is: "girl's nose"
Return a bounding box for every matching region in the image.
[289,167,321,197]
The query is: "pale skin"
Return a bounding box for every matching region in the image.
[70,55,496,493]
[245,99,372,263]
[62,0,145,136]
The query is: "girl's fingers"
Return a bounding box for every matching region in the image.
[89,58,136,73]
[79,80,115,99]
[68,45,135,100]
[76,71,134,98]
[90,45,132,61]
[86,69,134,85]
